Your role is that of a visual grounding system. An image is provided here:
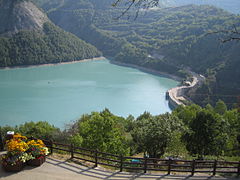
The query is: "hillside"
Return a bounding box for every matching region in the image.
[44,0,126,57]
[0,0,101,67]
[172,0,240,14]
[35,0,240,106]
[4,0,240,107]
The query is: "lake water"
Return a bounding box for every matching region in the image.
[0,59,178,128]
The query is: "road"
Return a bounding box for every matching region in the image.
[167,69,205,107]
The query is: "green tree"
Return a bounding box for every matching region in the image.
[165,131,187,157]
[183,110,229,158]
[69,133,83,148]
[0,22,101,67]
[17,121,61,140]
[76,109,129,156]
[214,100,227,115]
[223,109,240,156]
[131,112,182,158]
[173,104,202,126]
[0,126,16,137]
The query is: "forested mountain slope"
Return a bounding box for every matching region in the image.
[44,0,126,57]
[20,0,240,106]
[0,0,101,67]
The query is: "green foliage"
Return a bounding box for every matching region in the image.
[223,109,240,156]
[165,131,188,158]
[183,109,229,157]
[78,26,126,57]
[0,121,62,142]
[173,104,202,126]
[214,100,227,115]
[115,43,149,65]
[17,121,61,140]
[0,126,16,136]
[75,109,130,156]
[174,103,240,158]
[46,0,125,57]
[0,22,101,67]
[131,112,182,158]
[1,104,240,160]
[69,133,83,147]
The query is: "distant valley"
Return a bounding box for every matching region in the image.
[36,0,240,107]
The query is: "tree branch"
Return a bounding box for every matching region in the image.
[206,24,240,43]
[113,0,159,19]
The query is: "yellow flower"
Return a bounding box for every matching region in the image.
[6,133,48,157]
[6,139,28,152]
[27,140,35,146]
[27,139,46,148]
[13,133,27,140]
[37,139,44,146]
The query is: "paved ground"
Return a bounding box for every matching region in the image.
[0,155,239,180]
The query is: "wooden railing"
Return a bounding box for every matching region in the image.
[43,140,240,176]
[0,130,3,151]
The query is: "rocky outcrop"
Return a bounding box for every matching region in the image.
[0,0,101,67]
[0,0,49,35]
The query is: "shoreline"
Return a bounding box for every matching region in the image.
[166,70,205,108]
[1,56,182,82]
[109,60,185,109]
[110,60,194,109]
[0,56,105,70]
[1,56,189,109]
[110,60,183,82]
[109,60,205,109]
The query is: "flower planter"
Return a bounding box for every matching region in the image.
[27,156,45,166]
[2,161,24,172]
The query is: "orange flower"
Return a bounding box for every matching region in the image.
[7,139,28,153]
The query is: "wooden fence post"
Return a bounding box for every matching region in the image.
[119,155,123,172]
[144,158,147,173]
[0,127,4,151]
[237,161,240,177]
[167,158,172,175]
[191,160,196,176]
[94,150,98,167]
[70,144,74,159]
[213,160,217,176]
[50,140,53,154]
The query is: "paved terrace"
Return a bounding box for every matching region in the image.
[0,154,239,180]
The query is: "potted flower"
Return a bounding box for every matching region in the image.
[1,153,24,172]
[1,134,32,172]
[26,139,49,166]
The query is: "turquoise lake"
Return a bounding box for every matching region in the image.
[0,59,178,128]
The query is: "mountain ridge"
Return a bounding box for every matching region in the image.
[0,0,102,67]
[0,0,49,36]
